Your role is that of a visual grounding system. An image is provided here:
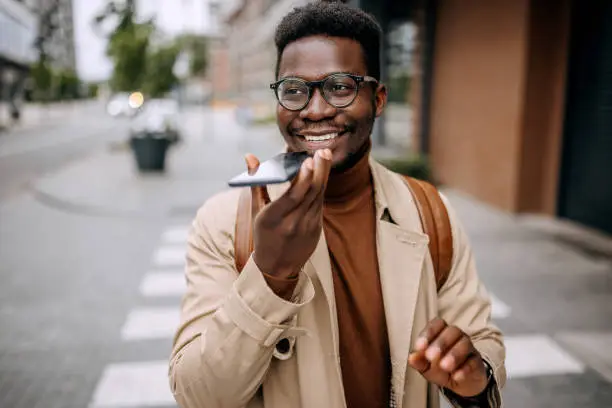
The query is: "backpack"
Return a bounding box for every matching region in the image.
[233,175,453,292]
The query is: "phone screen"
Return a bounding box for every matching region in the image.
[228,151,310,187]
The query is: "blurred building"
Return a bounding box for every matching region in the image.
[0,0,37,128]
[396,0,612,235]
[213,0,612,234]
[220,0,310,116]
[25,0,76,71]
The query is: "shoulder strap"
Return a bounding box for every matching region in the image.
[234,188,253,273]
[234,177,454,291]
[402,176,453,291]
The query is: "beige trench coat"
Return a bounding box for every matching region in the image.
[169,159,506,408]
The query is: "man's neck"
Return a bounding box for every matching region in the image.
[325,140,372,203]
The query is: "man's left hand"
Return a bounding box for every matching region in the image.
[408,317,489,398]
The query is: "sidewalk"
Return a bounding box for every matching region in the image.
[28,106,612,407]
[0,100,103,136]
[32,106,285,218]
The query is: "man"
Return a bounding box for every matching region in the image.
[169,1,506,407]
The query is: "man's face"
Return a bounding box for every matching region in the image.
[275,36,387,168]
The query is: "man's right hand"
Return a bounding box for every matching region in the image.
[245,149,333,279]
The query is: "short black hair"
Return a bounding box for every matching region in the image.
[274,0,383,80]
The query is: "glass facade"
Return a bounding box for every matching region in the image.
[0,0,37,66]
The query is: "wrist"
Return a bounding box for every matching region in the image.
[252,253,301,279]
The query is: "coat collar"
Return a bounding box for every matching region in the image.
[267,157,430,407]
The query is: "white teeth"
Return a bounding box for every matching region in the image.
[304,133,338,142]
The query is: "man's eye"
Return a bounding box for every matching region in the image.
[285,88,305,95]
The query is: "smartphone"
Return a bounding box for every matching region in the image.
[228,151,311,187]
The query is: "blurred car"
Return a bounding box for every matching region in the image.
[128,98,181,144]
[106,92,145,118]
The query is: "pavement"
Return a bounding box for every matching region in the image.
[0,106,611,407]
[0,101,131,202]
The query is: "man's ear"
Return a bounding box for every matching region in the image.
[374,84,388,118]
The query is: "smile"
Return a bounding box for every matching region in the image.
[303,132,339,142]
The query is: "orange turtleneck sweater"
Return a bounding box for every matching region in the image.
[263,147,391,408]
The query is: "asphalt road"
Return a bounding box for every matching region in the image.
[0,107,129,203]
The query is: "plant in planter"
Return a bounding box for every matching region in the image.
[129,99,181,172]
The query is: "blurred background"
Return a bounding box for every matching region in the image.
[0,0,611,407]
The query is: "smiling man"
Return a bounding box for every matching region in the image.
[169,1,506,408]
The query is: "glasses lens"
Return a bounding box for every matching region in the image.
[323,75,358,107]
[277,79,309,110]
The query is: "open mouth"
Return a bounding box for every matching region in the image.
[296,130,348,148]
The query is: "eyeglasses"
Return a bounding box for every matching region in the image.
[270,73,378,111]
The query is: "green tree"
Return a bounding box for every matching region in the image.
[30,60,54,102]
[56,70,81,100]
[143,43,180,97]
[176,34,209,77]
[94,0,152,93]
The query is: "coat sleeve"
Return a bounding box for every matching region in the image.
[169,193,315,408]
[436,194,507,407]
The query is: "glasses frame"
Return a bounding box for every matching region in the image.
[270,73,378,111]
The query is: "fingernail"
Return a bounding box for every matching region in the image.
[323,149,332,160]
[415,338,428,351]
[440,356,454,371]
[425,346,441,362]
[305,158,314,171]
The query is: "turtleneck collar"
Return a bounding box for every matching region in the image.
[324,140,372,204]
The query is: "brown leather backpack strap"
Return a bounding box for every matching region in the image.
[234,188,253,273]
[402,176,453,291]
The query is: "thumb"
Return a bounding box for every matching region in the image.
[244,154,271,210]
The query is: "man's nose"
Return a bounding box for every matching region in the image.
[299,88,336,121]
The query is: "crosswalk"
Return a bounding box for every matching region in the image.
[88,225,588,407]
[89,225,190,407]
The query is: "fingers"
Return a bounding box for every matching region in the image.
[411,318,484,378]
[408,350,432,375]
[451,351,482,383]
[439,336,473,373]
[271,149,331,216]
[271,157,315,215]
[245,154,271,208]
[301,149,332,212]
[414,317,447,353]
[424,324,463,363]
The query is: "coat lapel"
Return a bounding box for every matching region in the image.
[371,161,430,407]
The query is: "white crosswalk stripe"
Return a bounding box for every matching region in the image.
[121,307,180,341]
[161,226,191,245]
[139,271,186,297]
[505,335,585,378]
[490,293,511,319]
[89,361,175,407]
[152,246,186,267]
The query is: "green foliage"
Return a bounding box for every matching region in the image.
[387,73,412,104]
[176,34,209,77]
[94,2,209,97]
[379,154,433,183]
[29,62,83,101]
[143,43,180,97]
[56,70,81,100]
[106,22,153,92]
[30,60,53,101]
[87,83,100,98]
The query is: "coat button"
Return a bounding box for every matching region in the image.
[275,338,291,354]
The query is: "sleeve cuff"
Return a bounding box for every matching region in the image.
[223,255,314,347]
[442,360,502,408]
[262,271,300,301]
